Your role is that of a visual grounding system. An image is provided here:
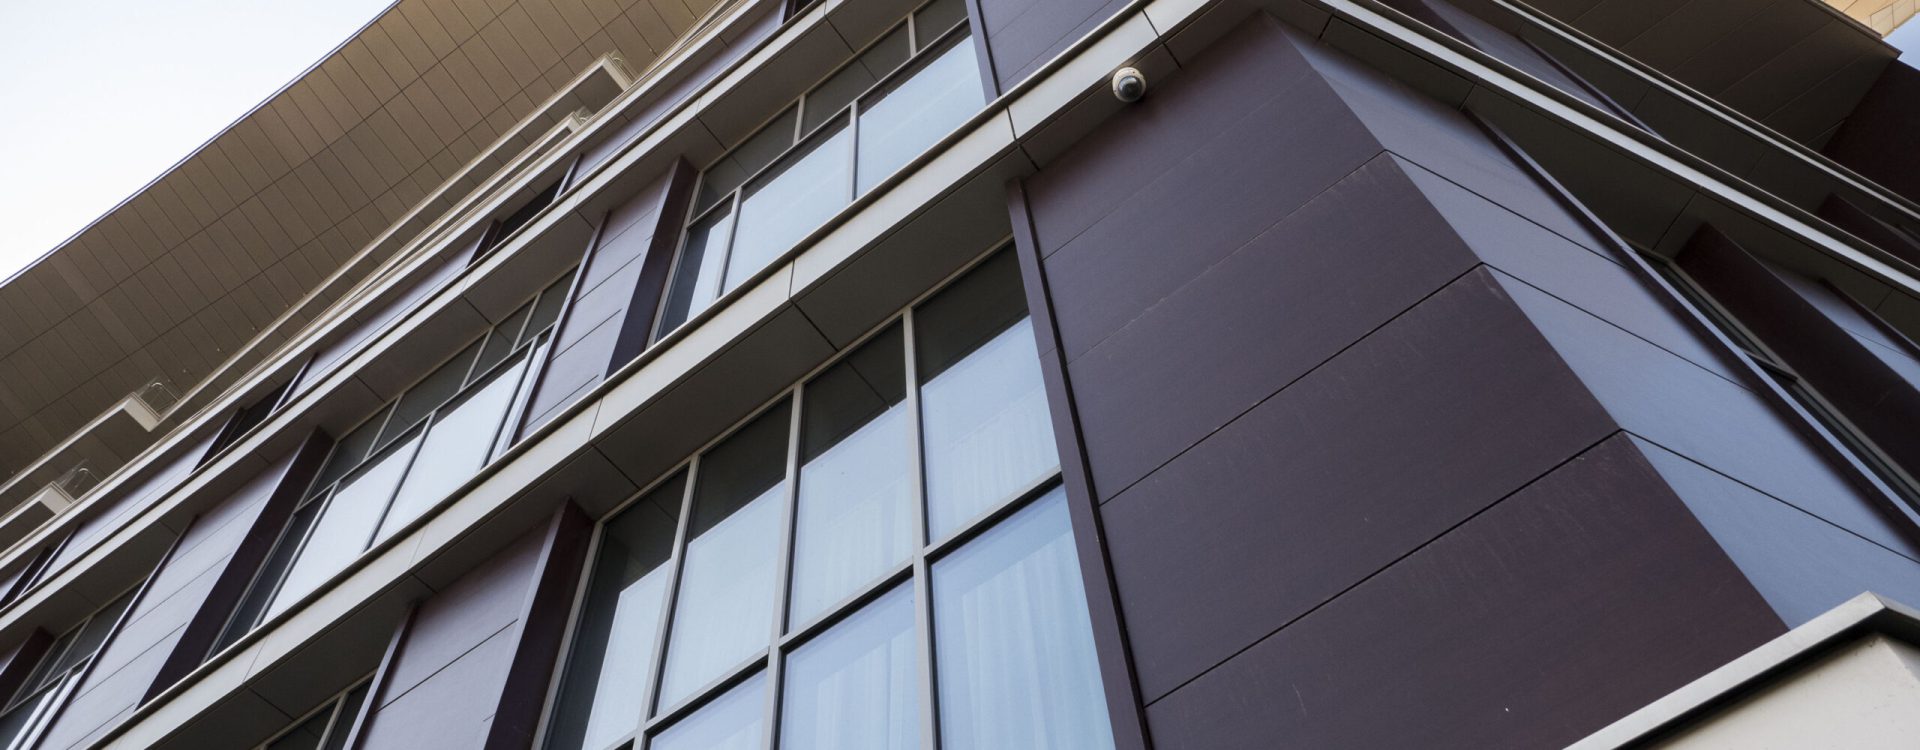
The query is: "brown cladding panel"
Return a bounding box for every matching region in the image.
[1494,270,1920,559]
[1065,155,1484,498]
[977,0,1129,90]
[1100,269,1619,702]
[1142,435,1784,750]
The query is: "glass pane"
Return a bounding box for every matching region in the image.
[18,629,75,697]
[914,0,968,45]
[650,672,767,750]
[933,488,1111,750]
[545,474,685,750]
[475,305,530,380]
[44,590,133,678]
[312,406,389,492]
[267,430,424,620]
[802,24,910,135]
[916,251,1055,538]
[789,325,912,626]
[657,203,736,338]
[779,584,916,750]
[378,356,528,542]
[320,682,373,750]
[725,121,851,294]
[384,342,481,446]
[856,37,984,194]
[216,498,326,652]
[525,274,573,342]
[699,106,798,210]
[266,710,331,750]
[659,402,790,708]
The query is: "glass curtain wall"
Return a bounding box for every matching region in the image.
[654,0,984,338]
[209,272,575,656]
[546,247,1114,750]
[0,589,136,750]
[256,678,373,750]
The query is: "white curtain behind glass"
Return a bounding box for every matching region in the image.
[935,489,1112,750]
[579,567,668,750]
[651,673,766,750]
[791,404,913,625]
[921,318,1058,538]
[781,585,917,750]
[660,484,784,706]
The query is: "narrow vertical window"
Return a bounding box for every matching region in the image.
[544,474,685,750]
[659,401,791,707]
[933,487,1111,749]
[790,324,913,626]
[916,251,1057,538]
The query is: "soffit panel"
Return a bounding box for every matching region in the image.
[0,0,722,482]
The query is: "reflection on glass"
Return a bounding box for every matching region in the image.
[803,24,910,135]
[915,0,968,41]
[383,342,479,447]
[726,121,851,293]
[475,304,529,377]
[780,584,916,750]
[545,474,685,750]
[856,38,984,193]
[700,107,798,210]
[216,499,325,653]
[916,251,1056,537]
[790,325,912,626]
[322,682,372,750]
[934,487,1111,750]
[660,402,791,708]
[268,430,423,619]
[651,672,767,750]
[379,356,527,541]
[658,204,735,336]
[313,406,388,491]
[0,688,56,750]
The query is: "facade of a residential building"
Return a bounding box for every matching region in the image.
[3,0,1920,747]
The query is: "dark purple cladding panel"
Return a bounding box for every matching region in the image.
[1005,10,1833,748]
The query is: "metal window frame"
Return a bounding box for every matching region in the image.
[250,674,374,750]
[541,240,1100,750]
[652,0,977,343]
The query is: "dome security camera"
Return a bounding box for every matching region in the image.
[1111,66,1146,103]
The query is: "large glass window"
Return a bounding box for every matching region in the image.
[914,250,1056,539]
[659,401,791,708]
[210,272,574,656]
[933,487,1111,749]
[654,0,982,337]
[0,589,135,750]
[780,584,916,750]
[545,245,1114,750]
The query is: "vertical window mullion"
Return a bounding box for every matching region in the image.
[358,427,430,553]
[710,191,746,311]
[762,387,805,750]
[641,457,702,738]
[901,308,942,750]
[847,105,860,203]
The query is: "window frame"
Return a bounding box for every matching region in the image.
[252,674,374,750]
[540,241,1113,750]
[651,0,978,342]
[207,271,577,660]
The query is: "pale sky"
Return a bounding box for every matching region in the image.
[0,0,394,282]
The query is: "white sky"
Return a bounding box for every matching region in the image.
[0,0,394,281]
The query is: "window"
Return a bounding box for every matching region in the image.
[655,0,981,338]
[209,273,575,656]
[0,589,135,750]
[544,245,1113,750]
[474,177,566,265]
[202,362,307,467]
[257,678,372,750]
